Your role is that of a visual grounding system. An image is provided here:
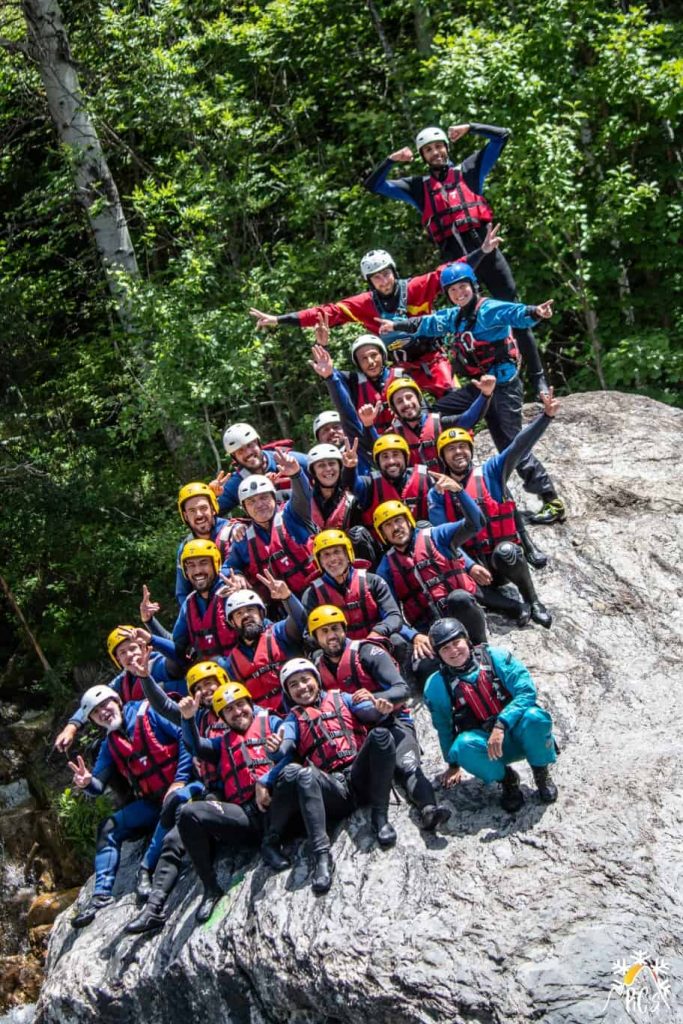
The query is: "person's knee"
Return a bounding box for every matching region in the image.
[177,802,201,836]
[95,816,119,851]
[367,727,395,753]
[278,763,304,788]
[294,766,318,792]
[522,706,552,732]
[492,541,523,569]
[446,590,478,612]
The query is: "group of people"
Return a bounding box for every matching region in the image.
[55,118,563,935]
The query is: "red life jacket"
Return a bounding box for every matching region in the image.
[448,298,520,379]
[309,570,380,640]
[450,645,510,724]
[244,513,319,598]
[421,166,493,243]
[385,528,476,627]
[293,690,365,772]
[311,488,356,531]
[218,712,273,805]
[360,466,431,527]
[185,590,237,658]
[119,672,145,704]
[107,702,179,801]
[463,468,520,556]
[316,640,382,695]
[392,413,441,471]
[194,709,228,790]
[230,629,288,713]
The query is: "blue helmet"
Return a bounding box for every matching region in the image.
[440,262,478,293]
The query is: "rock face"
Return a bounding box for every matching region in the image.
[35,394,683,1024]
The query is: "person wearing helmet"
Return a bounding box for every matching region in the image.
[174,482,246,606]
[379,264,566,525]
[221,450,319,599]
[303,529,404,646]
[429,401,560,629]
[224,573,306,714]
[266,658,397,893]
[305,441,377,565]
[176,680,288,924]
[249,229,502,400]
[210,421,309,518]
[424,618,558,813]
[312,410,345,448]
[67,648,196,929]
[308,606,450,832]
[374,495,528,683]
[53,625,185,753]
[341,430,435,530]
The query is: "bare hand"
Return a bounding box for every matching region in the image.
[140,584,160,624]
[265,731,283,754]
[441,765,462,788]
[255,782,272,812]
[309,343,334,379]
[216,571,248,598]
[432,472,462,495]
[472,374,496,397]
[54,723,79,753]
[534,299,554,320]
[273,448,301,478]
[164,781,184,799]
[341,437,359,469]
[229,522,247,544]
[373,697,395,716]
[377,319,394,336]
[447,124,470,143]
[67,755,92,789]
[127,646,151,679]
[469,563,492,586]
[209,470,228,495]
[541,386,559,418]
[351,688,374,705]
[359,402,381,428]
[487,726,505,760]
[389,146,413,163]
[249,307,278,329]
[256,568,291,602]
[178,695,199,720]
[481,223,502,254]
[314,310,330,349]
[412,633,434,660]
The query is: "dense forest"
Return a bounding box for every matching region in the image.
[1,0,681,693]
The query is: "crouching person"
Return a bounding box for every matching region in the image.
[67,681,194,929]
[266,658,397,896]
[177,682,287,924]
[424,618,558,813]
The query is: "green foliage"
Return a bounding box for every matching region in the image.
[0,0,681,694]
[55,787,114,861]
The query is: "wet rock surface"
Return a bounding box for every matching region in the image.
[34,394,683,1023]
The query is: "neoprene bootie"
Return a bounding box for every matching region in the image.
[135,866,153,902]
[530,601,552,628]
[526,498,566,526]
[71,893,113,929]
[532,766,558,803]
[311,852,334,894]
[500,766,524,813]
[261,835,290,872]
[419,804,452,831]
[125,894,166,935]
[195,883,224,924]
[371,809,397,848]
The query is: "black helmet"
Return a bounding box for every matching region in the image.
[428,617,469,654]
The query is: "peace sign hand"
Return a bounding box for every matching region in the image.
[482,223,502,253]
[209,470,228,495]
[67,755,92,789]
[273,448,301,478]
[256,569,291,602]
[341,437,359,469]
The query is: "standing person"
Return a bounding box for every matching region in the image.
[425,618,558,812]
[380,263,566,524]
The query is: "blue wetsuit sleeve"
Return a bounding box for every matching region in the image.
[485,413,552,494]
[431,490,484,555]
[341,691,383,724]
[142,675,181,725]
[180,716,221,763]
[280,595,306,645]
[459,124,511,195]
[284,473,315,536]
[363,157,423,211]
[427,487,447,526]
[443,391,487,430]
[478,299,538,331]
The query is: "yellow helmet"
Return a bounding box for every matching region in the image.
[186,661,229,695]
[180,538,221,578]
[307,605,347,636]
[372,500,416,539]
[177,482,219,520]
[106,626,137,668]
[436,427,474,459]
[385,377,423,409]
[212,681,252,716]
[372,433,410,462]
[311,529,355,570]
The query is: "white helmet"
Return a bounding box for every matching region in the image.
[415,126,448,152]
[350,334,388,368]
[360,249,397,281]
[225,589,266,622]
[312,410,341,439]
[223,422,260,455]
[280,658,321,691]
[307,443,343,466]
[80,685,121,721]
[238,474,276,504]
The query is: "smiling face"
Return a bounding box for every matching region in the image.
[233,439,264,471]
[192,676,221,707]
[421,140,448,168]
[317,422,345,447]
[113,637,145,672]
[182,495,215,537]
[184,556,217,594]
[436,636,470,668]
[378,448,406,480]
[286,670,320,706]
[380,514,413,549]
[355,344,385,378]
[313,621,346,659]
[243,492,276,525]
[317,545,350,581]
[441,440,473,478]
[447,280,475,307]
[221,697,254,733]
[311,458,341,489]
[368,267,396,297]
[91,697,123,733]
[391,387,421,422]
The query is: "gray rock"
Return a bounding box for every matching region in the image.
[35,394,683,1023]
[0,780,33,811]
